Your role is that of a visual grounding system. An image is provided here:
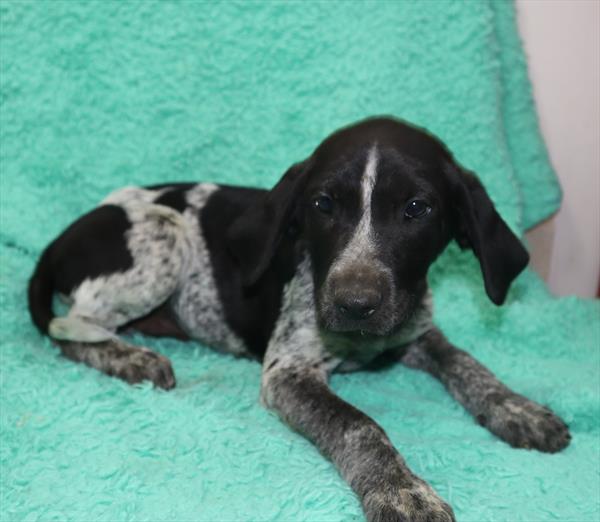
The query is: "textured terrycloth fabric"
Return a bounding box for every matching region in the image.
[488,1,562,229]
[0,1,597,521]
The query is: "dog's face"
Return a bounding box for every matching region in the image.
[302,121,454,335]
[228,117,529,337]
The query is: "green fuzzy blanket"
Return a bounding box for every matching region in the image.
[1,1,598,521]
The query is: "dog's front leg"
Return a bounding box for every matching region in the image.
[401,328,571,453]
[262,352,455,522]
[262,259,453,520]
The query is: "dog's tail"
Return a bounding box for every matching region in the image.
[28,245,55,335]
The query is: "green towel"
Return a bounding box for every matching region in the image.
[490,1,561,228]
[1,2,597,521]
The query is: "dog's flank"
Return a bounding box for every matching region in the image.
[168,184,248,355]
[28,116,565,522]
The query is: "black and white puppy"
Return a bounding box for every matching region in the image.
[28,117,570,522]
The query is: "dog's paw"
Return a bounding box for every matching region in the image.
[364,479,455,522]
[478,392,571,453]
[111,347,176,390]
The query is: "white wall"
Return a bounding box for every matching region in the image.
[517,0,600,298]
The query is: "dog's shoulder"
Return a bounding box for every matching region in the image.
[196,184,304,359]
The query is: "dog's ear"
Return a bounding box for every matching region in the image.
[444,160,529,305]
[226,159,311,287]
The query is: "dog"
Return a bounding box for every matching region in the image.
[28,116,571,521]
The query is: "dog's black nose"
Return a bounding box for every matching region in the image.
[335,291,381,321]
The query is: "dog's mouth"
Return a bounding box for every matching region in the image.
[316,308,398,338]
[331,328,387,341]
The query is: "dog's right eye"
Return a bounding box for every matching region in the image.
[313,195,333,214]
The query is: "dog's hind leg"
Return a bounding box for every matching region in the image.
[46,201,191,389]
[56,338,175,389]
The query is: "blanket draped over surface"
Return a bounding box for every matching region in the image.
[1,1,598,521]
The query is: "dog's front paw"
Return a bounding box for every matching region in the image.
[364,479,455,522]
[478,392,571,453]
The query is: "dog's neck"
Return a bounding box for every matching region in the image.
[318,291,433,372]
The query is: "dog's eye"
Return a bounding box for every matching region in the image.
[313,195,333,214]
[404,199,431,219]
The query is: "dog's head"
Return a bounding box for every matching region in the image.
[228,117,529,336]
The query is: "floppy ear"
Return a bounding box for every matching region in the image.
[445,161,529,305]
[226,160,311,287]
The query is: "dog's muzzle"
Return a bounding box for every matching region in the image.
[320,263,393,334]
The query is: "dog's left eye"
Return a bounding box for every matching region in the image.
[404,199,431,219]
[313,195,333,214]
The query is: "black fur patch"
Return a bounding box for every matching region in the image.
[48,204,134,295]
[152,183,196,213]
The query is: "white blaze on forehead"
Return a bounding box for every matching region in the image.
[361,145,379,215]
[330,146,380,271]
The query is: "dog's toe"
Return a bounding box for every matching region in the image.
[115,347,176,390]
[364,478,455,522]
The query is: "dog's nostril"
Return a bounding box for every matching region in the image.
[335,294,381,321]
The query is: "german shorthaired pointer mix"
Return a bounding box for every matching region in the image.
[28,117,570,521]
